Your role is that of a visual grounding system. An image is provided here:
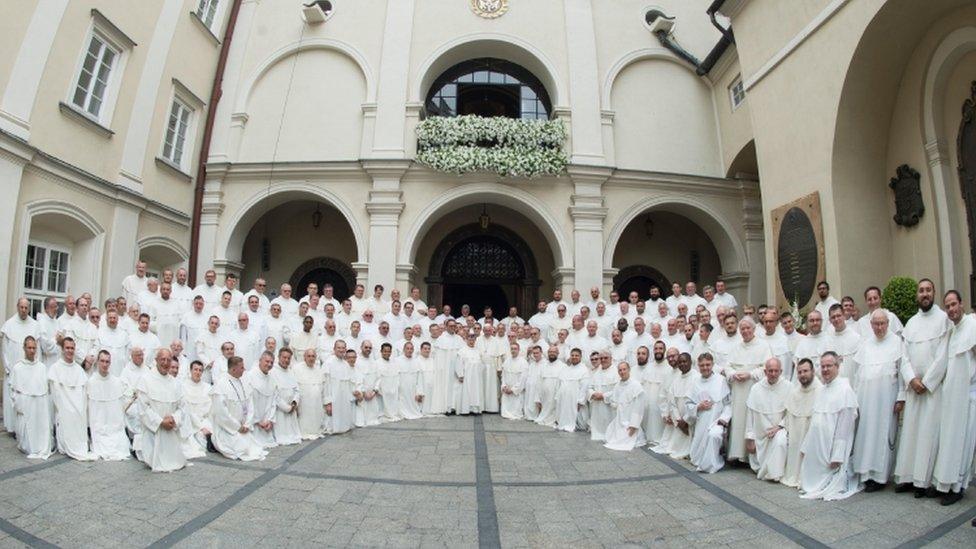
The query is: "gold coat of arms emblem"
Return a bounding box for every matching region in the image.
[470,0,509,18]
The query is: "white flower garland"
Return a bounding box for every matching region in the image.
[416,115,567,177]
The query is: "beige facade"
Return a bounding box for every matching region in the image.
[4,0,965,318]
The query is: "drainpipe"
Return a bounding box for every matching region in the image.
[707,0,735,45]
[648,4,734,77]
[188,0,243,285]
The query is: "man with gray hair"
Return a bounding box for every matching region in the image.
[723,316,772,466]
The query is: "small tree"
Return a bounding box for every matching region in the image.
[881,276,918,324]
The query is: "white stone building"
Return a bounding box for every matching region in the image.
[1,0,974,316]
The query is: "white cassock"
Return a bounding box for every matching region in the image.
[535,360,563,426]
[47,360,94,460]
[781,378,822,488]
[654,368,699,459]
[500,356,528,420]
[181,378,213,459]
[481,337,506,413]
[850,331,906,484]
[825,327,861,380]
[266,316,291,352]
[270,366,302,445]
[150,297,183,348]
[520,359,543,421]
[432,335,461,413]
[66,319,98,366]
[136,368,190,472]
[375,358,401,422]
[194,329,225,384]
[122,273,148,305]
[179,310,209,362]
[554,363,588,432]
[932,313,976,494]
[894,306,950,488]
[129,329,162,363]
[358,357,381,426]
[327,361,362,433]
[211,376,268,461]
[397,357,424,420]
[759,330,794,380]
[792,332,827,380]
[745,378,791,481]
[230,328,262,369]
[685,374,732,474]
[171,282,194,311]
[271,296,299,317]
[243,368,278,448]
[87,373,132,461]
[800,377,860,500]
[632,360,671,446]
[96,326,129,376]
[857,308,904,339]
[456,346,485,415]
[587,366,619,441]
[9,358,54,459]
[416,357,437,417]
[2,314,41,432]
[723,338,772,462]
[36,312,60,366]
[294,361,326,439]
[603,377,646,451]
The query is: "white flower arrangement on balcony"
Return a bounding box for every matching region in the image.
[416,115,568,178]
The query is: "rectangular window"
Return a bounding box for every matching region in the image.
[729,76,745,111]
[24,243,70,315]
[47,249,70,294]
[24,244,47,291]
[162,99,192,167]
[197,0,220,28]
[71,33,118,118]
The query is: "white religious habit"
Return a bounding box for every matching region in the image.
[87,371,132,461]
[931,312,976,495]
[244,367,279,448]
[136,367,191,472]
[685,372,731,473]
[850,330,907,485]
[270,365,302,445]
[294,359,327,439]
[151,296,183,348]
[723,339,772,462]
[825,325,861,380]
[211,376,268,461]
[97,324,130,376]
[10,356,54,459]
[894,306,950,489]
[587,364,619,441]
[554,361,588,432]
[481,336,506,413]
[603,376,646,451]
[47,359,95,460]
[760,329,794,380]
[632,358,671,446]
[375,357,402,422]
[431,335,461,414]
[780,377,822,488]
[358,355,382,426]
[654,368,699,459]
[397,356,424,420]
[535,359,563,426]
[181,377,213,459]
[500,355,528,420]
[456,345,485,415]
[745,377,791,481]
[799,377,859,500]
[2,313,40,432]
[792,332,827,380]
[327,359,362,433]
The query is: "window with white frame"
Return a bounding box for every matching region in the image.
[197,0,220,29]
[71,32,119,118]
[162,98,192,168]
[729,76,745,111]
[24,243,70,316]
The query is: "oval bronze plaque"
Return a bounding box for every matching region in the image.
[777,207,818,307]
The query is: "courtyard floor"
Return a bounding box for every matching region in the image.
[0,415,974,548]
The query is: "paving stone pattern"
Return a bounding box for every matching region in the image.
[0,415,974,548]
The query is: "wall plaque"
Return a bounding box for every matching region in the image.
[470,0,508,19]
[771,192,827,311]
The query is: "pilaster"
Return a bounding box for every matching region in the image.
[363,160,409,291]
[568,165,611,293]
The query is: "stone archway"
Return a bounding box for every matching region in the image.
[613,265,670,301]
[289,256,357,302]
[425,224,540,317]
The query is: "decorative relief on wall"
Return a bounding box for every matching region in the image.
[470,0,509,19]
[889,164,924,227]
[771,192,827,311]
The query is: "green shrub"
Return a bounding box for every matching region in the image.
[881,276,918,324]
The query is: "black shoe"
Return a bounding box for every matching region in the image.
[914,487,928,498]
[863,480,886,493]
[895,483,913,493]
[206,434,218,454]
[941,491,964,506]
[926,486,940,498]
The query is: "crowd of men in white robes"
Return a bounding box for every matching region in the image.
[1,263,974,507]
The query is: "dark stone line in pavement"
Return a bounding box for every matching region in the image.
[0,456,69,482]
[474,415,501,549]
[893,503,976,549]
[0,516,60,549]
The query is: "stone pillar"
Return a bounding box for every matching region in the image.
[363,161,408,291]
[568,165,611,293]
[395,263,419,295]
[562,0,605,165]
[370,0,415,159]
[195,163,228,281]
[352,262,370,289]
[103,202,141,302]
[602,267,619,298]
[741,185,766,306]
[0,139,31,315]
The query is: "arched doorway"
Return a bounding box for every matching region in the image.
[289,257,356,301]
[614,265,670,300]
[426,224,539,316]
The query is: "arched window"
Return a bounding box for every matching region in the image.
[425,58,552,120]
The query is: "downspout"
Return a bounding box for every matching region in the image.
[648,3,734,77]
[188,0,243,284]
[707,0,735,45]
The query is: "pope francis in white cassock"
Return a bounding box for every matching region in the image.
[686,353,731,473]
[9,337,54,459]
[211,357,268,461]
[136,349,192,472]
[48,339,94,461]
[745,358,791,482]
[800,352,860,500]
[88,351,132,461]
[603,362,646,451]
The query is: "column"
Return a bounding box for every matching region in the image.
[370,0,415,158]
[363,160,409,291]
[0,140,32,315]
[208,0,260,163]
[103,202,141,300]
[741,183,766,305]
[568,165,611,293]
[395,263,419,295]
[562,0,605,165]
[195,163,228,280]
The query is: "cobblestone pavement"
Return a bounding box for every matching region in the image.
[0,415,974,548]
